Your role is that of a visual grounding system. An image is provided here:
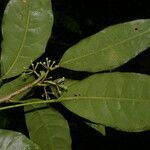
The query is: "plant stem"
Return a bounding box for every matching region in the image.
[0,74,45,104]
[0,98,72,111]
[0,83,33,104]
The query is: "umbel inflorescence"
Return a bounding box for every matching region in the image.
[24,58,67,100]
[0,58,67,104]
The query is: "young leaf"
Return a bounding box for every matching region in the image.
[61,72,150,131]
[1,0,53,79]
[60,19,150,72]
[0,129,41,150]
[25,102,71,150]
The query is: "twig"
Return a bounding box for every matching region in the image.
[0,73,45,104]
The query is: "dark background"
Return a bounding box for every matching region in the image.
[0,0,150,149]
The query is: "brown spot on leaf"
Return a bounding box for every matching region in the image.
[22,0,27,3]
[109,50,118,64]
[74,94,81,96]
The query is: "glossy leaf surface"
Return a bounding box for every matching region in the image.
[60,20,150,72]
[0,129,40,150]
[25,103,71,150]
[62,73,150,131]
[1,0,53,79]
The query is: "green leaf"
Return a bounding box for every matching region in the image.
[25,102,71,150]
[60,19,150,72]
[0,74,35,101]
[1,0,53,79]
[62,72,150,131]
[86,122,106,136]
[0,129,41,150]
[64,78,79,87]
[63,78,106,136]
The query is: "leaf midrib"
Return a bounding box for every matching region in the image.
[60,29,150,65]
[61,96,150,102]
[2,4,31,79]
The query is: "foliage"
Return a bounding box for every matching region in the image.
[0,129,40,150]
[0,0,150,149]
